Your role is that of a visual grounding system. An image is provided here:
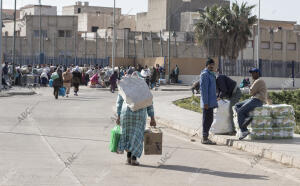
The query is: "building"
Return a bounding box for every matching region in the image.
[240,19,300,62]
[19,4,57,19]
[2,9,20,20]
[136,0,229,32]
[62,1,136,32]
[180,12,201,32]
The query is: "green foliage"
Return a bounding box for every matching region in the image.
[173,96,202,113]
[240,90,300,134]
[194,2,257,60]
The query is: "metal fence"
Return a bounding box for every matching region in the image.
[3,55,110,67]
[220,59,300,78]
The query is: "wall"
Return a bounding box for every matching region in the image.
[179,75,300,89]
[62,6,75,15]
[109,58,134,67]
[136,57,165,67]
[118,15,136,31]
[1,34,206,59]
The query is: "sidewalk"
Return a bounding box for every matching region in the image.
[157,84,191,91]
[0,87,36,97]
[154,93,300,169]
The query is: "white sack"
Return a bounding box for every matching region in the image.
[118,76,153,112]
[210,99,232,134]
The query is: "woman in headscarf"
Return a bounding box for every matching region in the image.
[72,66,81,96]
[52,67,63,99]
[116,74,156,166]
[62,68,73,98]
[109,71,118,93]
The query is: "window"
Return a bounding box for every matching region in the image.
[65,31,72,37]
[91,26,99,32]
[58,30,72,37]
[287,43,296,51]
[273,42,282,50]
[261,41,270,49]
[77,8,81,13]
[33,30,47,37]
[96,11,101,16]
[247,40,253,48]
[58,30,65,37]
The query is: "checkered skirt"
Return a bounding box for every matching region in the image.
[116,94,154,158]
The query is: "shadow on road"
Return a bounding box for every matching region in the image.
[139,164,269,180]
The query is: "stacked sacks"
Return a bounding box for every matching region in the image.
[247,106,273,140]
[233,104,296,140]
[233,105,272,140]
[270,104,296,139]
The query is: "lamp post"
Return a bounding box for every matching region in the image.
[112,0,116,69]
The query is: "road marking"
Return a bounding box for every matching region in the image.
[27,115,84,186]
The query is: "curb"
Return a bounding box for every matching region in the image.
[157,117,300,169]
[7,91,36,96]
[0,91,36,97]
[159,89,191,92]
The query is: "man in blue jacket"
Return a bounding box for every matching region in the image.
[200,58,218,145]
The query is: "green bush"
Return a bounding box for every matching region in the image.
[240,90,300,134]
[173,95,202,113]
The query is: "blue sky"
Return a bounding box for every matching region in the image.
[3,0,300,23]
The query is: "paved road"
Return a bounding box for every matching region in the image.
[0,87,300,186]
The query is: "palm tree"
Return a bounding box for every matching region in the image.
[195,2,257,60]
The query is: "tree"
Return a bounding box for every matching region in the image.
[195,2,257,60]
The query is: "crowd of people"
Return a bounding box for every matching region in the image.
[1,62,175,98]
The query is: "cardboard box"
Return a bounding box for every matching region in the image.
[144,127,163,155]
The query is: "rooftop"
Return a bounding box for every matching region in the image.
[20,4,55,10]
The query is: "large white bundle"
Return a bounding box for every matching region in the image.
[249,128,273,140]
[250,116,273,128]
[269,104,294,116]
[273,115,296,128]
[272,127,294,139]
[233,103,295,140]
[210,100,232,134]
[249,105,272,117]
[118,76,153,112]
[20,67,30,74]
[141,69,151,77]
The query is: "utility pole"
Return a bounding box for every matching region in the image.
[0,0,3,89]
[168,7,171,83]
[112,0,116,69]
[39,0,42,65]
[257,0,261,68]
[12,0,16,80]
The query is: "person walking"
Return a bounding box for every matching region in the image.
[116,94,156,166]
[110,71,118,93]
[216,74,242,133]
[72,66,81,96]
[200,59,218,145]
[174,64,180,83]
[235,68,267,140]
[150,66,157,89]
[52,67,63,99]
[63,68,73,98]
